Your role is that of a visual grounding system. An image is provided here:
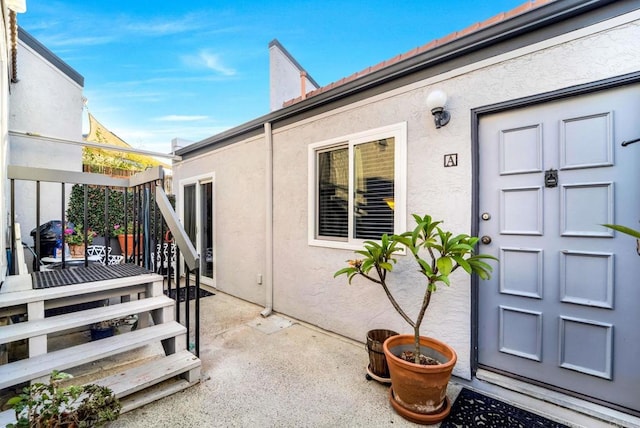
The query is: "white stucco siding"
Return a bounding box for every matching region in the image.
[173,137,266,304]
[270,17,640,380]
[9,38,83,246]
[0,6,10,278]
[271,87,477,378]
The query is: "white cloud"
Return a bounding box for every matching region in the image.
[123,15,199,37]
[183,50,236,76]
[155,115,209,122]
[36,34,116,48]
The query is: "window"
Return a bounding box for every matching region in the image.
[309,122,406,249]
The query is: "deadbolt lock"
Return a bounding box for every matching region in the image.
[481,212,491,221]
[481,235,492,245]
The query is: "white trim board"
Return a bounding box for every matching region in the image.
[474,369,640,428]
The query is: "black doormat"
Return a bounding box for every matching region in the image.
[441,388,569,428]
[164,285,214,302]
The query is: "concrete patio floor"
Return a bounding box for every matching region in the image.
[110,290,626,427]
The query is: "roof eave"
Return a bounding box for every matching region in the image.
[18,27,85,87]
[177,0,616,157]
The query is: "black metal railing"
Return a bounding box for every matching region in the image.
[7,165,201,357]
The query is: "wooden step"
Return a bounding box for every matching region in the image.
[0,295,175,345]
[0,381,198,425]
[0,321,186,389]
[95,349,200,399]
[119,376,196,414]
[0,350,201,424]
[0,273,164,309]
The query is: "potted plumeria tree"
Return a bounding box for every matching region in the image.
[335,214,497,423]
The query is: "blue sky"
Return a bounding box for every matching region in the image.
[19,0,527,153]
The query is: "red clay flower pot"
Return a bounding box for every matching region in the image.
[383,334,457,424]
[117,234,139,257]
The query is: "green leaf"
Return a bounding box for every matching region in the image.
[468,259,493,272]
[477,269,491,280]
[354,249,371,257]
[361,259,375,273]
[452,256,471,274]
[449,243,474,252]
[334,267,353,278]
[6,397,23,406]
[602,224,640,239]
[436,274,451,286]
[417,258,433,275]
[436,256,453,275]
[377,262,390,270]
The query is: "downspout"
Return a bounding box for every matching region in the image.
[261,121,274,317]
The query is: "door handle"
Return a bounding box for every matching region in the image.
[621,137,640,147]
[481,236,492,245]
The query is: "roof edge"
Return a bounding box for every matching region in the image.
[18,27,84,87]
[269,38,320,89]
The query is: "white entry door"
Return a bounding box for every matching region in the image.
[478,84,640,413]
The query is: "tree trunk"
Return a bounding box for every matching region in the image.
[413,325,421,364]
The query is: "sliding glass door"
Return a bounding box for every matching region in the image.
[181,177,214,285]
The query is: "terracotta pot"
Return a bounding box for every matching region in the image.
[383,334,456,423]
[69,243,85,258]
[117,234,138,257]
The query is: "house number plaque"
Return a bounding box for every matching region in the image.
[444,154,458,167]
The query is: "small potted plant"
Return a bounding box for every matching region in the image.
[90,320,117,341]
[5,370,121,427]
[64,224,95,257]
[335,214,497,423]
[113,222,135,257]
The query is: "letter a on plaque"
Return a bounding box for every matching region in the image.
[444,154,458,167]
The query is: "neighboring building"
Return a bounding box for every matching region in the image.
[8,27,84,247]
[83,112,169,177]
[0,0,20,279]
[83,112,173,192]
[173,0,640,421]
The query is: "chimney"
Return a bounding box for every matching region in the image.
[300,71,307,100]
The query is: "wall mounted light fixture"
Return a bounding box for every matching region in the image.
[426,89,450,128]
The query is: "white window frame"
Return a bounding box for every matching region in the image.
[308,122,407,250]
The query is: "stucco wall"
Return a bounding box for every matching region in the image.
[173,136,266,304]
[9,38,83,248]
[270,18,639,379]
[0,7,10,278]
[175,16,640,380]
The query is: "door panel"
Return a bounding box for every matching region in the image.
[478,84,640,413]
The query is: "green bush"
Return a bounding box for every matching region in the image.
[67,185,176,238]
[66,185,133,237]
